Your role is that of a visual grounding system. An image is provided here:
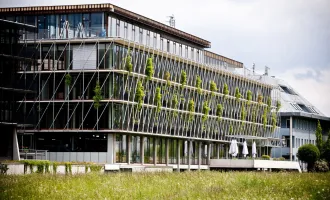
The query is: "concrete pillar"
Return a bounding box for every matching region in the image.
[188,140,192,171]
[207,143,211,165]
[198,141,202,171]
[140,136,144,165]
[165,138,169,166]
[153,137,157,165]
[107,134,115,164]
[13,128,20,161]
[216,143,220,159]
[127,135,131,164]
[290,116,293,161]
[177,139,180,172]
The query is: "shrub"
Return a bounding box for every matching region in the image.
[297,144,320,171]
[135,81,145,111]
[125,50,133,73]
[261,155,270,160]
[257,94,263,104]
[188,99,195,121]
[267,97,272,109]
[164,71,171,86]
[202,101,210,122]
[65,162,72,175]
[89,165,103,172]
[313,160,329,172]
[52,162,58,174]
[216,104,223,121]
[155,87,162,113]
[180,71,187,88]
[274,157,286,161]
[235,87,241,101]
[247,90,252,105]
[223,83,229,97]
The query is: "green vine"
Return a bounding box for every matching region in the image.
[210,81,217,96]
[155,87,162,113]
[229,124,233,134]
[262,108,267,128]
[135,81,145,111]
[145,57,154,81]
[180,70,187,88]
[241,106,246,121]
[65,73,72,86]
[235,87,241,101]
[188,99,195,121]
[216,104,223,121]
[164,71,171,86]
[196,76,202,94]
[247,90,252,105]
[267,97,272,109]
[202,101,210,122]
[93,81,102,109]
[276,100,281,112]
[172,94,178,117]
[223,83,229,97]
[251,106,257,123]
[125,49,133,73]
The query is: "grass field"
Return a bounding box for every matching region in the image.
[1,172,330,200]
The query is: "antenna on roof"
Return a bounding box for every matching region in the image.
[166,15,175,28]
[264,66,270,76]
[252,63,255,75]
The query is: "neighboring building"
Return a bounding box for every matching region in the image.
[0,4,281,168]
[249,73,330,161]
[0,19,36,160]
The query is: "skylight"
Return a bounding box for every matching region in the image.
[279,85,296,95]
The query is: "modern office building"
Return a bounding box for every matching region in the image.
[0,4,282,168]
[248,73,330,161]
[0,19,36,161]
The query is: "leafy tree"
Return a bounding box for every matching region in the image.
[297,144,320,171]
[323,130,330,163]
[145,57,154,81]
[316,120,323,153]
[210,81,217,96]
[196,76,202,94]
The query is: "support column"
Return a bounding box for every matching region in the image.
[225,144,229,159]
[290,116,293,161]
[127,135,131,165]
[165,138,169,166]
[107,134,115,164]
[177,139,180,172]
[216,143,220,159]
[13,128,20,161]
[140,136,144,165]
[198,141,202,171]
[188,140,192,171]
[153,137,157,165]
[207,143,211,165]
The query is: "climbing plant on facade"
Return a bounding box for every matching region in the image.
[235,87,241,101]
[65,73,72,86]
[276,100,281,112]
[172,94,178,116]
[257,94,263,104]
[247,90,252,105]
[180,70,187,88]
[196,75,202,94]
[155,87,162,113]
[210,81,217,96]
[188,99,195,121]
[145,57,154,81]
[135,80,145,111]
[262,108,267,128]
[223,83,229,98]
[267,97,272,110]
[125,50,133,73]
[202,101,210,122]
[216,104,223,121]
[241,106,246,122]
[271,112,277,132]
[164,71,171,87]
[93,81,102,109]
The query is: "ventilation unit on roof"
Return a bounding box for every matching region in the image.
[308,107,319,114]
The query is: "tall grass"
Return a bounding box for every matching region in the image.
[1,171,329,199]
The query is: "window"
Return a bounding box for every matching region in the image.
[286,119,290,128]
[279,85,296,95]
[179,44,182,56]
[173,42,176,54]
[291,103,303,111]
[132,25,135,41]
[146,30,150,46]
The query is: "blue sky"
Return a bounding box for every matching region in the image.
[1,0,330,116]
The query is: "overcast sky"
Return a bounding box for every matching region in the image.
[1,0,330,116]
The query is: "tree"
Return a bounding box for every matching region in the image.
[316,120,323,153]
[297,144,320,171]
[323,130,330,163]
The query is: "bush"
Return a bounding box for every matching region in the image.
[273,157,286,161]
[297,144,320,171]
[261,155,270,160]
[313,160,329,172]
